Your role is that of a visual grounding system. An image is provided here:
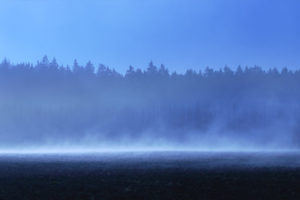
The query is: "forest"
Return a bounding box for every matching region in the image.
[0,56,299,149]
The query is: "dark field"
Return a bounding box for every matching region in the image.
[0,152,300,200]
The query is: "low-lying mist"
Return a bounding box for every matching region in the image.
[0,57,300,152]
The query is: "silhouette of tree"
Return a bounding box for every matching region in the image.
[0,56,299,146]
[72,59,81,73]
[85,61,95,74]
[146,61,158,75]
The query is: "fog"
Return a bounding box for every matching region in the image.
[0,57,300,152]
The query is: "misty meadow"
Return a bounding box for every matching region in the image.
[0,57,299,150]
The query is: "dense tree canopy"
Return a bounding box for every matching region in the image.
[0,56,299,148]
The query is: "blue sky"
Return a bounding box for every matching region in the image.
[0,0,299,72]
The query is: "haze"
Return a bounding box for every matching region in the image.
[0,1,300,152]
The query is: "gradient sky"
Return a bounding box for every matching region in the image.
[0,0,299,72]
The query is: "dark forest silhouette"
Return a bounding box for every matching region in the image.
[0,56,300,148]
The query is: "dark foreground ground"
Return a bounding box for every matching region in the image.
[0,152,300,200]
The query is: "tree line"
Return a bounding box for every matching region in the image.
[0,56,299,147]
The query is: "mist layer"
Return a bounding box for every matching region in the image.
[0,58,299,151]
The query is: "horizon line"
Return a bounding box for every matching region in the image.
[1,56,299,75]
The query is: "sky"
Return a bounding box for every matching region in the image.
[0,0,300,73]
